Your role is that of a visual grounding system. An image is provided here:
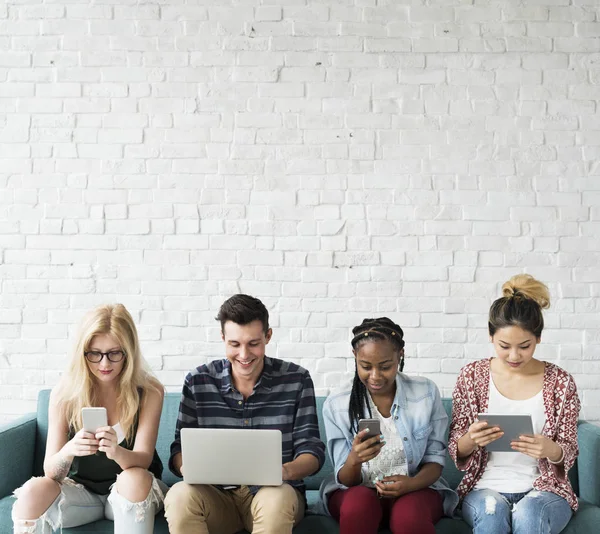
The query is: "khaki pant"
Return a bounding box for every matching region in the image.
[164,482,305,534]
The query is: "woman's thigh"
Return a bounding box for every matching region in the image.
[461,489,511,534]
[513,491,572,534]
[47,479,106,528]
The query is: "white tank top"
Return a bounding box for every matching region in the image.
[474,375,546,494]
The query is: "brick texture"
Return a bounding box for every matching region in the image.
[0,1,599,423]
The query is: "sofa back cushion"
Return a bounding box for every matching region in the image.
[33,390,578,495]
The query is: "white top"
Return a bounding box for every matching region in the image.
[112,422,126,444]
[474,375,546,493]
[362,396,408,487]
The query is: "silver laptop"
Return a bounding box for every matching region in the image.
[181,428,283,486]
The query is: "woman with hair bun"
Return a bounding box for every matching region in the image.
[318,317,458,534]
[449,274,580,534]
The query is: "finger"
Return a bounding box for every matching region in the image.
[375,485,396,498]
[471,421,490,431]
[81,431,96,439]
[362,441,385,458]
[474,434,503,446]
[517,435,536,443]
[475,427,501,438]
[477,432,504,446]
[78,439,100,446]
[360,448,382,462]
[511,443,539,455]
[356,436,384,455]
[363,435,383,447]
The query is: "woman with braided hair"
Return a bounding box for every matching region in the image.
[449,274,580,534]
[317,317,458,534]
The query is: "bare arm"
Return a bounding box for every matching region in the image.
[109,387,164,471]
[283,453,320,481]
[337,432,383,487]
[171,452,183,476]
[410,462,443,490]
[43,388,98,481]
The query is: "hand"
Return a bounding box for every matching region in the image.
[348,429,385,466]
[511,434,563,462]
[375,475,413,498]
[95,426,119,460]
[466,420,503,449]
[66,429,99,457]
[282,463,292,481]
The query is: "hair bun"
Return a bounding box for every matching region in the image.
[502,274,550,309]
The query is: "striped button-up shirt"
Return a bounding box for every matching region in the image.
[169,356,326,495]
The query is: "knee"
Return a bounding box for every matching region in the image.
[13,477,60,519]
[164,481,192,511]
[336,486,379,519]
[463,491,508,521]
[254,484,298,516]
[114,467,152,503]
[164,482,207,522]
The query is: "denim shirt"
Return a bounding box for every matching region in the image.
[317,373,459,517]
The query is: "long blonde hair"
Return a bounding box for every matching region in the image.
[56,304,163,443]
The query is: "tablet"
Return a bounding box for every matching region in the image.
[476,413,534,453]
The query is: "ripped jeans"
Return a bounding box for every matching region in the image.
[12,475,167,534]
[461,489,572,534]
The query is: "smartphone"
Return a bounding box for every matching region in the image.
[82,407,108,434]
[358,418,381,441]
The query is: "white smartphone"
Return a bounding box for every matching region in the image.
[82,407,108,434]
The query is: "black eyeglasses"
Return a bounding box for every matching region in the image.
[84,350,126,363]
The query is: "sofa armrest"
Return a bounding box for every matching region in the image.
[577,421,600,507]
[0,414,37,499]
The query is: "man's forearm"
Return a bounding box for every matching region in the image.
[283,453,319,481]
[171,452,183,476]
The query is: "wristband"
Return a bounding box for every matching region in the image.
[547,446,564,465]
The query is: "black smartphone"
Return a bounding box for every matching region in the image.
[358,418,381,441]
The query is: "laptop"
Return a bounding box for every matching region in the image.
[181,427,283,486]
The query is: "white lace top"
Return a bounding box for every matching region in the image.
[361,397,408,487]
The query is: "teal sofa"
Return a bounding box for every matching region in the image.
[2,390,600,533]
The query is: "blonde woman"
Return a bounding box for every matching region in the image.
[11,304,166,534]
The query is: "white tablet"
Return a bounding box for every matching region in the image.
[476,413,534,453]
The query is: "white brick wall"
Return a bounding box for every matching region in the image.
[1,0,599,423]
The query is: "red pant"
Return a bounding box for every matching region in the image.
[328,486,443,534]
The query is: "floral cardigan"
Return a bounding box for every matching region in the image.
[448,358,581,511]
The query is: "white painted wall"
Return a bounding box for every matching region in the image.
[1,0,599,423]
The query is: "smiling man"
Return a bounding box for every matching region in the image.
[164,294,325,534]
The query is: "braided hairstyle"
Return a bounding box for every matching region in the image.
[349,317,405,434]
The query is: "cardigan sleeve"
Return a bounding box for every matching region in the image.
[546,374,581,481]
[448,365,482,472]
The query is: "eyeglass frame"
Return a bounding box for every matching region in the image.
[84,350,126,363]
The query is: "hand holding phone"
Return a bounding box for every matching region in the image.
[349,418,384,465]
[67,428,99,457]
